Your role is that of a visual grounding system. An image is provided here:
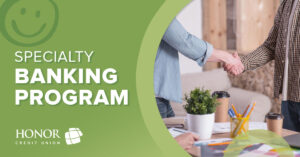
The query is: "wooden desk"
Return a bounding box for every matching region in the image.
[188,129,298,157]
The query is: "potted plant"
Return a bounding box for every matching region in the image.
[184,88,219,139]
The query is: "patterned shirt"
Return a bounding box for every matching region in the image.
[282,0,298,100]
[241,0,300,102]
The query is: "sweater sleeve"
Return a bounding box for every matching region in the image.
[162,18,213,66]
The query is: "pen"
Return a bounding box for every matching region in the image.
[172,128,187,134]
[231,104,239,117]
[194,138,232,146]
[242,104,250,117]
[208,141,231,146]
[228,109,236,118]
[246,102,256,118]
[243,104,253,118]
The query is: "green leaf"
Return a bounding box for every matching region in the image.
[184,88,219,115]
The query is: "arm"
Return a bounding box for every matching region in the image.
[241,0,286,71]
[162,18,213,66]
[207,49,240,64]
[163,18,242,71]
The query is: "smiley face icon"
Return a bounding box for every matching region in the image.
[0,0,58,47]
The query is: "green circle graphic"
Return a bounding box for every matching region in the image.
[136,0,191,156]
[0,0,58,47]
[224,130,293,157]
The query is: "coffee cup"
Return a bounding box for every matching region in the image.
[212,91,230,122]
[266,112,284,136]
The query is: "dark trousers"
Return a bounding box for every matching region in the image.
[156,97,175,118]
[281,101,300,132]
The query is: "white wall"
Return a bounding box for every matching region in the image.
[176,0,203,74]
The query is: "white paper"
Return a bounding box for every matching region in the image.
[213,122,267,134]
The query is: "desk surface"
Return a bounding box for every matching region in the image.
[189,129,298,157]
[211,128,297,139]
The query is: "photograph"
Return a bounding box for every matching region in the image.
[154,0,300,156]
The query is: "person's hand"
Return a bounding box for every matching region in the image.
[174,132,199,151]
[206,49,244,75]
[223,52,244,75]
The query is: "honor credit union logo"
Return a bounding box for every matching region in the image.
[65,128,83,145]
[15,128,83,146]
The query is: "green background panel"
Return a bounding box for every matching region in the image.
[0,0,191,156]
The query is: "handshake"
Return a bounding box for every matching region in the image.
[208,49,244,75]
[223,52,244,76]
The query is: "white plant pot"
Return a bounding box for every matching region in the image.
[187,113,215,140]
